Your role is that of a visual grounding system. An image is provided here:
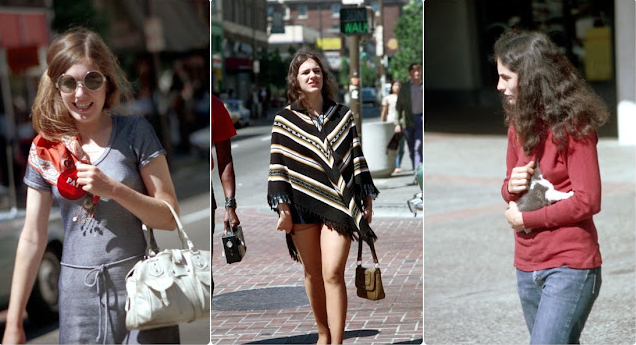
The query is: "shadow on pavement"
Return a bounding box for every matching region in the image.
[212,286,308,311]
[244,329,380,344]
[393,339,424,344]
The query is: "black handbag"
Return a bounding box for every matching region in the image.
[355,238,385,300]
[222,211,246,264]
[386,132,402,153]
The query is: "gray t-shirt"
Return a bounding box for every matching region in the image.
[24,115,166,266]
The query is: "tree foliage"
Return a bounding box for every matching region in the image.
[51,0,108,37]
[339,56,378,88]
[258,49,289,89]
[388,0,423,82]
[339,56,350,87]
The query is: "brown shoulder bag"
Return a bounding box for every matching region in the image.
[355,238,386,300]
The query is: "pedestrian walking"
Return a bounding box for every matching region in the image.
[1,28,181,344]
[267,50,379,345]
[496,30,609,344]
[395,63,423,170]
[380,80,405,173]
[211,94,241,293]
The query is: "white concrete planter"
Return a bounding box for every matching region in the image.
[361,121,396,178]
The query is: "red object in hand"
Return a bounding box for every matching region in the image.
[57,166,86,200]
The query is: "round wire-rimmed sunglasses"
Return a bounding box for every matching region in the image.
[55,71,107,93]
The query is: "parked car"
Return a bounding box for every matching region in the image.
[361,87,379,107]
[0,186,64,325]
[222,99,251,128]
[189,126,210,159]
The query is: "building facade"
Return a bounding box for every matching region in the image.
[268,0,405,53]
[212,0,268,102]
[267,0,408,71]
[424,0,635,142]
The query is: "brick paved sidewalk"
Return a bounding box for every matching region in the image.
[211,207,423,344]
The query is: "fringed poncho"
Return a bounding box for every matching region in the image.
[267,101,379,261]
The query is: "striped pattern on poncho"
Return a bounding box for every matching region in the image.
[267,101,379,261]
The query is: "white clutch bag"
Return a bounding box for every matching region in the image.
[125,200,211,330]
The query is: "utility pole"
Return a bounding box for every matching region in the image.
[378,0,386,98]
[341,3,374,141]
[0,49,17,212]
[348,34,361,134]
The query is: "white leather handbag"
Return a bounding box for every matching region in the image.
[125,200,211,330]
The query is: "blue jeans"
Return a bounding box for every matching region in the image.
[402,113,423,169]
[395,136,405,169]
[516,266,601,344]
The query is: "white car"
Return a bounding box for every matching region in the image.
[189,126,210,159]
[222,99,251,128]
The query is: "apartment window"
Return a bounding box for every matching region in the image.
[246,7,253,26]
[371,1,380,16]
[331,3,340,18]
[298,4,308,19]
[283,6,290,20]
[233,2,242,24]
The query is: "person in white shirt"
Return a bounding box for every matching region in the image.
[380,80,405,173]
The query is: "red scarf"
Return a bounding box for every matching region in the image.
[27,134,95,201]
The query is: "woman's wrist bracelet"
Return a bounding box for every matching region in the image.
[225,197,237,208]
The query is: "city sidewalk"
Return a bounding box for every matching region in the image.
[212,208,422,344]
[211,140,423,345]
[423,131,635,344]
[211,107,422,344]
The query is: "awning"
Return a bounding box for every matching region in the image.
[0,11,49,49]
[0,11,49,71]
[224,57,252,71]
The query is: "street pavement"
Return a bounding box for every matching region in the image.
[423,130,636,344]
[211,109,423,344]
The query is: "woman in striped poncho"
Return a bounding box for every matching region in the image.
[267,51,379,344]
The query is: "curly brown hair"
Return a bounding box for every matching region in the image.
[494,30,609,156]
[286,50,338,112]
[31,27,131,142]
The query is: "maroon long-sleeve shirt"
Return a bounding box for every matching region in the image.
[502,125,602,271]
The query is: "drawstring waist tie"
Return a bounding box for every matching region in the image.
[61,254,143,344]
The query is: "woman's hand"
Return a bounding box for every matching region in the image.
[362,195,373,224]
[505,201,526,232]
[395,124,402,134]
[76,162,117,199]
[2,324,26,344]
[276,203,293,234]
[508,161,535,194]
[225,207,240,230]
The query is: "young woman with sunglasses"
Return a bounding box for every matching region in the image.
[2,28,180,344]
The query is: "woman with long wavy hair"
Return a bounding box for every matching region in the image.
[267,50,379,344]
[496,30,609,344]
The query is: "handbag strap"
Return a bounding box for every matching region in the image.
[141,199,196,256]
[357,237,380,268]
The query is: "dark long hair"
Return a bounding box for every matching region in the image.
[286,50,338,112]
[494,30,609,156]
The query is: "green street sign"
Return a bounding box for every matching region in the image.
[343,21,368,34]
[340,6,374,35]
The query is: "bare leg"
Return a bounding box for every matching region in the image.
[320,225,351,344]
[291,223,331,344]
